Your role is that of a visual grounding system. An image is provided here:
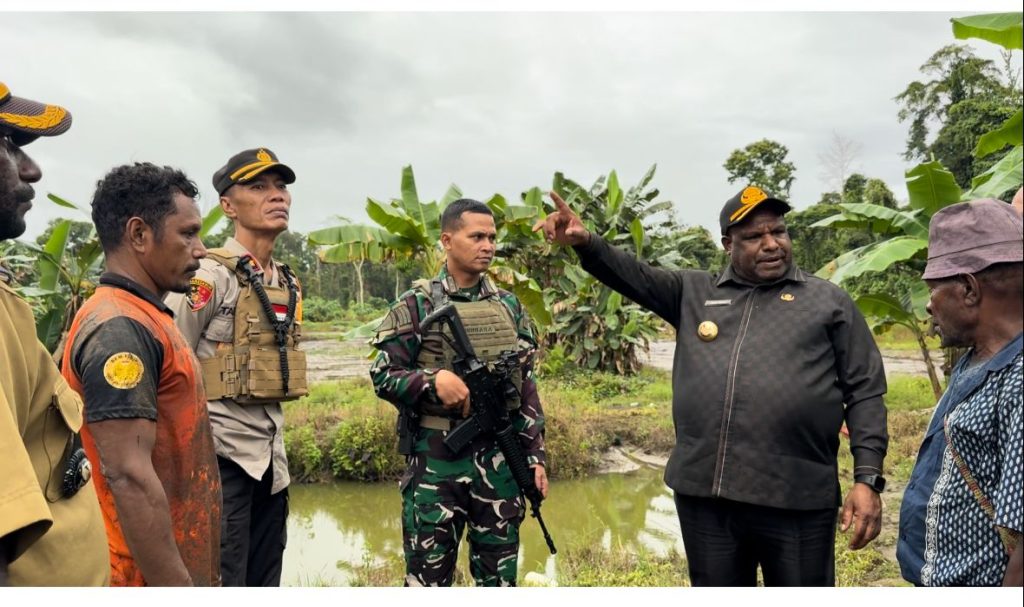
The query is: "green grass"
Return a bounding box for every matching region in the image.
[886,375,944,412]
[283,368,678,482]
[873,325,941,352]
[556,545,690,586]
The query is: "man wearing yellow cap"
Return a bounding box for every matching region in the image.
[165,147,306,586]
[0,81,108,586]
[534,186,889,586]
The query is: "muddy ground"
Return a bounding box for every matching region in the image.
[302,334,942,383]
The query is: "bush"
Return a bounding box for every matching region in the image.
[286,425,324,483]
[538,343,572,378]
[303,296,344,323]
[329,416,403,481]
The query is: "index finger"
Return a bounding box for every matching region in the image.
[549,190,572,213]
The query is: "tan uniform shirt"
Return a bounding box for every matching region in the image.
[164,238,290,494]
[0,276,109,586]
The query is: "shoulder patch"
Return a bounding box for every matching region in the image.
[394,302,413,330]
[103,352,145,389]
[188,277,214,311]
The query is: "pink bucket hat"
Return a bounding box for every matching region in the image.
[923,198,1024,280]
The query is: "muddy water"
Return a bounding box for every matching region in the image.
[281,462,682,586]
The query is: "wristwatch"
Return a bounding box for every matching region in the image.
[854,473,886,493]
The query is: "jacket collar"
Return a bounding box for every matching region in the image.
[716,261,806,288]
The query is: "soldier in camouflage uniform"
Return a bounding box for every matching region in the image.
[370,198,548,587]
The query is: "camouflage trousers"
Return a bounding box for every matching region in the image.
[399,427,525,586]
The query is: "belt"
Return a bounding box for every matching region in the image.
[420,414,461,431]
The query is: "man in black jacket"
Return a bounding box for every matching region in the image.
[534,186,889,586]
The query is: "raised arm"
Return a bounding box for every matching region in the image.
[533,191,686,327]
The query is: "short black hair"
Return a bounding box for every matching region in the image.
[91,162,199,251]
[441,198,493,232]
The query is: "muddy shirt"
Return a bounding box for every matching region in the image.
[369,265,546,467]
[0,277,109,586]
[574,235,888,510]
[63,273,221,586]
[164,237,290,494]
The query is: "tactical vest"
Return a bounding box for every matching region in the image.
[413,278,523,417]
[199,248,308,404]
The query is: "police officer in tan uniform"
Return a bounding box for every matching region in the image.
[165,148,306,587]
[0,81,108,586]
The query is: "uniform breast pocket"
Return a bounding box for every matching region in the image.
[203,315,234,343]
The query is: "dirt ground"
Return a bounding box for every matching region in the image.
[302,335,942,382]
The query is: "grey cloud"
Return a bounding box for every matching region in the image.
[1,10,1015,245]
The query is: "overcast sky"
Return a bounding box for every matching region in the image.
[2,10,1020,244]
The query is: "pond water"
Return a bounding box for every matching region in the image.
[281,462,684,586]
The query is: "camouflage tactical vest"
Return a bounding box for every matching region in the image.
[412,278,522,417]
[199,248,308,404]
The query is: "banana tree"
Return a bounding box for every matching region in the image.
[308,165,547,337]
[17,194,103,354]
[20,194,226,354]
[814,161,960,398]
[508,165,684,374]
[815,12,1022,396]
[954,12,1023,201]
[857,289,943,400]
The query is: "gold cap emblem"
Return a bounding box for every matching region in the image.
[730,186,769,222]
[781,293,795,301]
[256,148,272,162]
[697,321,719,342]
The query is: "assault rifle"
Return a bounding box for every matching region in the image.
[420,304,557,555]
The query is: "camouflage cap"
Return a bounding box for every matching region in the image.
[213,147,296,195]
[720,185,792,235]
[0,81,73,146]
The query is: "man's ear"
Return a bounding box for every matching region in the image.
[721,235,732,255]
[126,216,150,252]
[962,273,982,307]
[220,194,237,220]
[440,231,452,251]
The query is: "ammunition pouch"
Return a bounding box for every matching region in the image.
[201,346,308,404]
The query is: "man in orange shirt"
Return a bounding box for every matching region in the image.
[61,162,221,586]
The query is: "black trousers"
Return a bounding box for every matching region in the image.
[218,456,289,587]
[674,493,837,587]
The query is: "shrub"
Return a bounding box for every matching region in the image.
[304,296,344,323]
[329,416,403,481]
[538,343,572,378]
[286,425,324,483]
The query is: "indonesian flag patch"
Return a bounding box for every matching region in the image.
[189,277,214,311]
[272,303,289,322]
